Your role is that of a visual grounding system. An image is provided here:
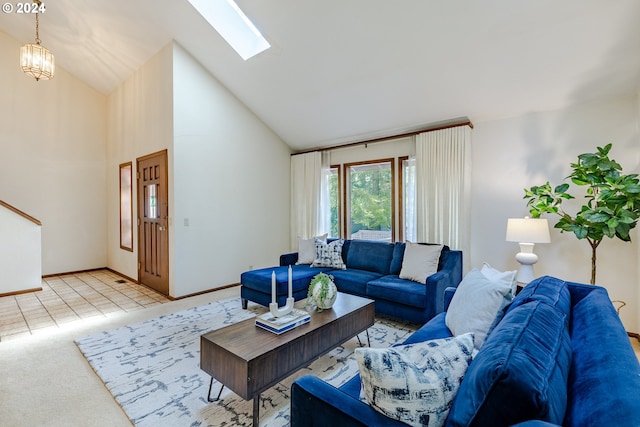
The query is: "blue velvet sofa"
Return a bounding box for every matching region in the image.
[290,276,640,426]
[240,239,463,323]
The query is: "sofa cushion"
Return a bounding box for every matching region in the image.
[345,240,395,275]
[330,268,383,296]
[445,300,572,427]
[445,269,513,349]
[508,275,571,316]
[367,275,429,309]
[401,312,453,345]
[356,333,475,427]
[312,238,346,269]
[389,242,406,275]
[564,284,640,427]
[399,242,444,284]
[241,265,331,294]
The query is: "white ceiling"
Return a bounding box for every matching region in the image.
[1,0,640,151]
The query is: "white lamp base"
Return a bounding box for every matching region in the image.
[514,243,539,285]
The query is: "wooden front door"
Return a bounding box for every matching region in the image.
[137,150,169,296]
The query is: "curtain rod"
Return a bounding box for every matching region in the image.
[291,119,473,155]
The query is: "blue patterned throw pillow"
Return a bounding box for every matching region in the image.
[355,333,474,427]
[311,238,346,269]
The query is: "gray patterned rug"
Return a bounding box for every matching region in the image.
[75,297,417,426]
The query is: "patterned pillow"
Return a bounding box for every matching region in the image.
[311,238,346,269]
[355,333,474,427]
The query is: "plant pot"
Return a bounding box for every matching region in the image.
[308,273,337,311]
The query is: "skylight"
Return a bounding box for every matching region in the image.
[187,0,270,60]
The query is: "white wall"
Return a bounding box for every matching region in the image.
[172,44,291,297]
[106,44,174,282]
[0,207,41,294]
[470,95,640,332]
[0,30,107,275]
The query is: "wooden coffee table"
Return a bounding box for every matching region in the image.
[200,292,374,426]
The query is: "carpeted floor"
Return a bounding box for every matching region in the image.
[74,296,416,426]
[0,286,242,427]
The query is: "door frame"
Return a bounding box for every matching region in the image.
[136,149,170,295]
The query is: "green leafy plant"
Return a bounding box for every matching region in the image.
[524,143,640,284]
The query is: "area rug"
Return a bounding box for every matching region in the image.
[75,297,417,426]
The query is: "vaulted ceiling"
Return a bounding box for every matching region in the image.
[1,1,639,151]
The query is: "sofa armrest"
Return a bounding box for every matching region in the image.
[291,375,406,427]
[280,252,298,266]
[444,287,457,311]
[425,250,463,314]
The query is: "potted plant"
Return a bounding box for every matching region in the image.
[524,143,640,284]
[307,273,338,311]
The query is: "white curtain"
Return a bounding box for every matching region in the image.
[290,152,324,249]
[319,152,332,237]
[415,126,471,253]
[404,157,417,241]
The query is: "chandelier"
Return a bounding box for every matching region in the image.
[20,0,54,81]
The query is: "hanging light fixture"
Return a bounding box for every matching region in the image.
[20,0,55,81]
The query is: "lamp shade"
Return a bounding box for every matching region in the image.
[20,43,55,81]
[505,218,550,243]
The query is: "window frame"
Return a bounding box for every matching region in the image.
[119,161,134,252]
[343,158,396,242]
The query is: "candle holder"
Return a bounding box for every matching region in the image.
[269,265,295,318]
[269,297,295,318]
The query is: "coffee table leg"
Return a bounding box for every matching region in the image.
[207,377,224,402]
[366,329,371,346]
[253,393,260,426]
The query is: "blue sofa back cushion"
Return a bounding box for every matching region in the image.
[346,240,395,275]
[508,275,571,316]
[564,284,640,427]
[445,300,572,427]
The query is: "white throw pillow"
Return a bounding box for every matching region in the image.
[399,242,443,284]
[355,333,474,427]
[480,262,517,295]
[296,234,328,265]
[445,268,514,349]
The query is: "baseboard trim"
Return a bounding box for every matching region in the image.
[0,287,43,298]
[169,283,241,301]
[628,332,640,343]
[42,267,110,278]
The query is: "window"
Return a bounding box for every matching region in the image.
[119,162,133,251]
[345,160,394,242]
[187,0,270,60]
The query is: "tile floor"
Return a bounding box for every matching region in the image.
[0,269,169,342]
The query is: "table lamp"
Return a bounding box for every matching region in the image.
[505,217,551,285]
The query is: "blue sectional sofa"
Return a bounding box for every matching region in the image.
[290,276,640,427]
[240,239,463,323]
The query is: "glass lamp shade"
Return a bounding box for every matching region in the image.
[20,43,55,81]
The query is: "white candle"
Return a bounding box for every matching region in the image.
[271,271,276,304]
[288,265,293,298]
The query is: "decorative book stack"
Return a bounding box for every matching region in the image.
[255,308,311,334]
